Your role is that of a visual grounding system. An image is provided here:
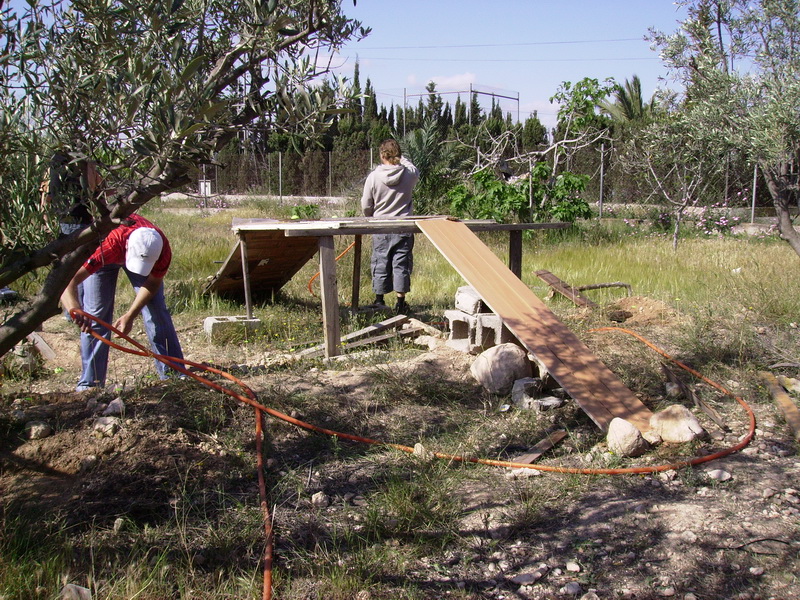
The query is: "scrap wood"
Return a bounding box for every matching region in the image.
[534,270,598,308]
[661,363,729,432]
[298,314,409,357]
[509,430,568,464]
[759,371,800,440]
[300,324,422,358]
[26,332,56,361]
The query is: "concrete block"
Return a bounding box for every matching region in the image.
[203,316,264,343]
[454,286,490,315]
[444,309,477,353]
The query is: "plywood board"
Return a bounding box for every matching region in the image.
[203,230,319,296]
[417,218,652,432]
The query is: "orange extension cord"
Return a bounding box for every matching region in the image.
[71,311,756,600]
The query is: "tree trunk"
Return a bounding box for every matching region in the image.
[762,162,800,257]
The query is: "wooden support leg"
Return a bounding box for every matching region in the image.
[238,232,254,319]
[509,229,522,279]
[351,234,362,311]
[319,236,341,357]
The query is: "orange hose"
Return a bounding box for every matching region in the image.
[72,311,756,599]
[307,241,355,297]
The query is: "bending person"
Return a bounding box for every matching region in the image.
[60,214,184,391]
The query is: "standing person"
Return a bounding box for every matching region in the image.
[45,153,103,313]
[361,138,420,314]
[60,214,184,392]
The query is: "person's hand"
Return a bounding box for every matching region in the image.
[113,313,135,338]
[70,311,94,334]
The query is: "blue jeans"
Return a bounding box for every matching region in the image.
[77,264,184,391]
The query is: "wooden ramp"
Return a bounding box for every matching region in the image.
[203,229,318,297]
[418,218,652,432]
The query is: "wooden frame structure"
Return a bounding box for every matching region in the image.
[205,217,570,358]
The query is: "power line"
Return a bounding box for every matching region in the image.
[349,56,659,63]
[350,38,645,50]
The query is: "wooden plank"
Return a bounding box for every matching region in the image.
[417,218,652,433]
[298,314,409,357]
[27,332,56,360]
[535,269,598,308]
[510,430,568,464]
[760,371,800,441]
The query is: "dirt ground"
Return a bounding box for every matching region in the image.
[1,297,799,599]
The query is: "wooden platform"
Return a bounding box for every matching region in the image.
[418,218,652,433]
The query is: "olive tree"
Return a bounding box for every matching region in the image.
[0,0,365,357]
[650,0,800,256]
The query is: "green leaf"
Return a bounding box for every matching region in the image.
[180,55,206,83]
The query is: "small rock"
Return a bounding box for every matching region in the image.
[311,491,330,508]
[25,420,53,440]
[566,560,581,572]
[607,417,649,457]
[505,467,543,479]
[413,442,434,462]
[92,416,120,437]
[684,594,698,600]
[580,593,600,600]
[665,382,682,397]
[560,582,582,595]
[706,469,732,482]
[102,397,125,416]
[650,404,706,443]
[113,517,124,533]
[660,587,676,597]
[749,566,764,576]
[79,455,98,472]
[61,583,92,600]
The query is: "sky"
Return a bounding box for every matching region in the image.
[332,1,689,130]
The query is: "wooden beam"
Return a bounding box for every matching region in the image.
[509,230,522,279]
[318,236,340,358]
[351,234,362,311]
[301,326,424,358]
[238,232,253,319]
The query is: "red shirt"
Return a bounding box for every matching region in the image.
[84,214,172,278]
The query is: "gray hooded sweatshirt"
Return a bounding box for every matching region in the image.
[361,157,420,217]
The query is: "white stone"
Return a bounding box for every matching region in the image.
[607,417,649,457]
[560,582,582,595]
[311,491,330,508]
[470,343,532,394]
[650,405,706,443]
[92,416,121,437]
[706,469,732,481]
[566,560,581,572]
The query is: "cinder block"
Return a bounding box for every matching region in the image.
[203,316,264,343]
[454,286,490,315]
[475,313,515,349]
[444,309,477,353]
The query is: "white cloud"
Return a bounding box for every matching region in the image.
[429,72,477,92]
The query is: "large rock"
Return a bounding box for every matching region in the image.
[649,404,705,443]
[470,343,532,394]
[606,417,649,457]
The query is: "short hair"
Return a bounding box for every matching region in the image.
[379,139,401,165]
